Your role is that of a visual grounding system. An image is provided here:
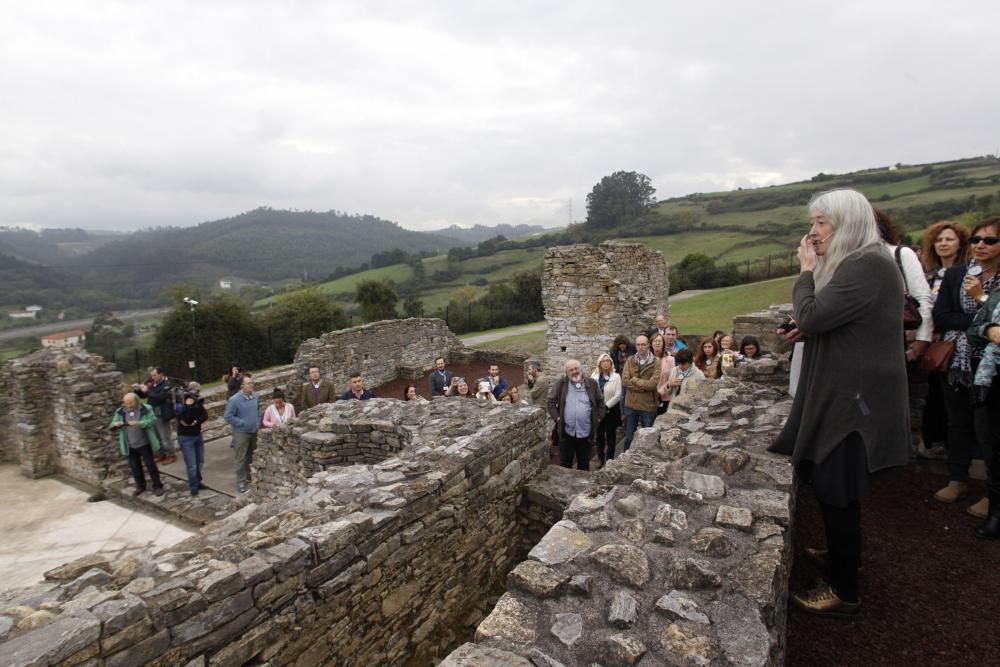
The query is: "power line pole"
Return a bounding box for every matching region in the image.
[568,199,573,225]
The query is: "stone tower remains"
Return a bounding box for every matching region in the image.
[541,241,669,374]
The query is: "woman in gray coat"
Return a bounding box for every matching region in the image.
[769,189,909,617]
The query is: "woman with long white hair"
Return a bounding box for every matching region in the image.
[770,189,909,617]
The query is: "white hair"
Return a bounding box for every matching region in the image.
[808,189,882,291]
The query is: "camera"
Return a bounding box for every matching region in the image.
[776,319,795,335]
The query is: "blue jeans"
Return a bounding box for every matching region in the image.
[177,434,204,492]
[623,410,655,452]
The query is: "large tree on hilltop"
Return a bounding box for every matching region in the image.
[355,280,398,322]
[585,170,657,229]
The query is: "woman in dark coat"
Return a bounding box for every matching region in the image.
[769,189,909,617]
[930,218,999,518]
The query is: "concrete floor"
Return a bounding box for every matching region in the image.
[0,465,194,590]
[158,434,240,496]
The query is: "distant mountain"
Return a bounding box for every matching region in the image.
[60,208,465,299]
[0,227,123,264]
[425,223,546,244]
[0,252,126,313]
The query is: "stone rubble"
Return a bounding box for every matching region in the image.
[464,376,795,666]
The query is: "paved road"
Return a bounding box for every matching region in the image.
[0,307,168,342]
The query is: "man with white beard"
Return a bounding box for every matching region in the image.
[547,359,607,471]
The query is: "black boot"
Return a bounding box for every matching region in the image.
[974,492,1000,540]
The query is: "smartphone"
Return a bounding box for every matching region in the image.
[776,319,795,335]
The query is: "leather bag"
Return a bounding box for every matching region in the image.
[919,339,956,374]
[895,246,922,331]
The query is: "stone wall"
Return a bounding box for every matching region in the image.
[542,242,669,374]
[289,318,464,403]
[732,303,795,358]
[253,401,413,501]
[0,397,551,666]
[723,356,792,389]
[0,348,123,485]
[450,376,797,667]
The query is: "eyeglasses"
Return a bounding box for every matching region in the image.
[970,235,1000,246]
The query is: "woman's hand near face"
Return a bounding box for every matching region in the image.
[963,274,986,301]
[798,234,818,273]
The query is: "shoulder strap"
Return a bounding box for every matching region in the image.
[894,246,910,293]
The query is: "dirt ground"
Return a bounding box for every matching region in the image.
[786,462,999,666]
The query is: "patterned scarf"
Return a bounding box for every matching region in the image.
[973,296,1000,392]
[946,264,997,387]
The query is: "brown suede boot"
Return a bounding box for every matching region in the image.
[933,481,969,503]
[967,497,990,519]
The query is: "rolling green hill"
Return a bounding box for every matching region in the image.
[277,155,1000,319]
[57,208,465,300]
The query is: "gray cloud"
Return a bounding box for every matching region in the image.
[2,1,998,231]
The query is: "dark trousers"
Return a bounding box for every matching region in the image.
[178,434,204,492]
[819,498,862,603]
[596,405,620,462]
[976,382,1000,498]
[922,372,948,446]
[128,444,163,490]
[906,360,928,453]
[623,410,655,451]
[941,380,983,482]
[559,431,592,471]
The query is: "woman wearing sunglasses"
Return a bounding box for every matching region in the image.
[931,218,1000,519]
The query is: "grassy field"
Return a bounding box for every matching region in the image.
[460,275,799,356]
[670,276,797,334]
[464,329,546,356]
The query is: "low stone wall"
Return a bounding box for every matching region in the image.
[450,376,796,666]
[732,303,795,357]
[290,318,463,404]
[543,242,669,374]
[254,400,413,501]
[723,355,792,389]
[0,398,550,666]
[0,349,123,485]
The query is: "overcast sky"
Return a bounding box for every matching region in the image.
[2,1,998,232]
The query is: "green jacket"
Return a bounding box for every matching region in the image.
[109,403,161,456]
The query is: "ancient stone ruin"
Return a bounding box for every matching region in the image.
[0,348,123,486]
[0,294,805,665]
[542,242,669,374]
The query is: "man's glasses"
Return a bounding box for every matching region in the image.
[970,235,1000,246]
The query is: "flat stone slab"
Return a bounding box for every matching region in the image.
[507,561,568,598]
[715,505,753,531]
[550,612,582,647]
[527,520,592,566]
[475,594,537,645]
[655,590,710,624]
[439,643,533,666]
[589,544,650,588]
